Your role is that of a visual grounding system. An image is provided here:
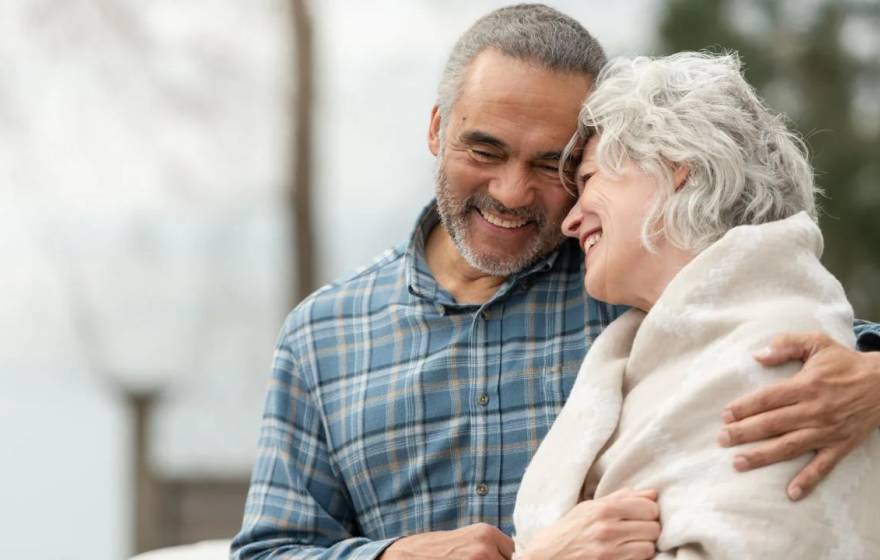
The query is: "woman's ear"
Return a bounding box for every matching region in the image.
[427,105,442,156]
[672,165,689,192]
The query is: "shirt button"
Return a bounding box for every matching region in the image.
[475,483,489,496]
[480,309,490,320]
[477,393,490,406]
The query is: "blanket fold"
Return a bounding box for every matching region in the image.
[513,212,880,559]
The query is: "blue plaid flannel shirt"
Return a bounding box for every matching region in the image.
[232,202,880,559]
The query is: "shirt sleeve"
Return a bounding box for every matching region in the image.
[231,330,398,560]
[854,319,880,352]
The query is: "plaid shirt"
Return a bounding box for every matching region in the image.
[232,202,880,559]
[231,202,623,559]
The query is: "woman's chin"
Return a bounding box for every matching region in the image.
[584,281,634,308]
[584,280,609,304]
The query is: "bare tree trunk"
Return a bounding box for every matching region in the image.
[130,389,163,554]
[290,0,315,305]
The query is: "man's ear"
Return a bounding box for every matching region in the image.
[427,105,442,156]
[672,165,689,192]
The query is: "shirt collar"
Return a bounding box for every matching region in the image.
[405,200,564,307]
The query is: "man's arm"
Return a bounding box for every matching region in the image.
[232,324,515,560]
[718,320,880,500]
[230,335,397,560]
[854,319,880,351]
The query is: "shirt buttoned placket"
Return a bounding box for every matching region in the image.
[468,282,516,528]
[468,302,492,525]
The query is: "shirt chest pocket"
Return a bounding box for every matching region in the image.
[541,363,571,409]
[539,343,584,418]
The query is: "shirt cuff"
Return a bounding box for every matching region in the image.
[855,320,880,352]
[349,536,401,560]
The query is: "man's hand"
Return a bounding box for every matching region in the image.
[521,488,660,560]
[380,523,514,560]
[718,331,880,500]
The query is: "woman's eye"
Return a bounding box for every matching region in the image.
[577,173,594,193]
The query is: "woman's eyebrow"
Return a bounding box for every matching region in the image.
[578,153,596,167]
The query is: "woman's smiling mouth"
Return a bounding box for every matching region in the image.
[580,226,603,254]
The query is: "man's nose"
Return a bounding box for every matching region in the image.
[488,163,535,209]
[561,202,583,239]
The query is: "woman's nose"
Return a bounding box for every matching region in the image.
[561,202,583,239]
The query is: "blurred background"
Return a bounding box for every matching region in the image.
[1,0,877,558]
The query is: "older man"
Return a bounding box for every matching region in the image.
[232,4,880,559]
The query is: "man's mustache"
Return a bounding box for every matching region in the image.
[465,193,544,225]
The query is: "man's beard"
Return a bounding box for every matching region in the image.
[434,156,567,277]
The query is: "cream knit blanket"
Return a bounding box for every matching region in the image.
[513,212,880,558]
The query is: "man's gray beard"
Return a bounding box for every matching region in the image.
[433,156,566,277]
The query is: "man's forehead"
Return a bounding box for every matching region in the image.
[458,49,592,105]
[447,51,591,152]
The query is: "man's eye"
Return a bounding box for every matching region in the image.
[469,148,499,161]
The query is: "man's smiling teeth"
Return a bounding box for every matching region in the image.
[585,231,602,249]
[479,209,529,229]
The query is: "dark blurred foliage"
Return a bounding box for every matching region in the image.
[656,0,880,320]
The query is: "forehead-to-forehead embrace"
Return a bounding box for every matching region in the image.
[427,3,816,304]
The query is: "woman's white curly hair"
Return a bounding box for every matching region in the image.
[563,51,819,252]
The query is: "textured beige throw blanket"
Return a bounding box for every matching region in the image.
[514,212,880,558]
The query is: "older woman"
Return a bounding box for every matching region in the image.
[513,52,880,559]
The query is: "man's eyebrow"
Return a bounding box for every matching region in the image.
[460,130,509,150]
[535,151,564,162]
[459,131,567,161]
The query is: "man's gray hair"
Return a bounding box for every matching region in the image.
[437,3,606,127]
[567,51,819,253]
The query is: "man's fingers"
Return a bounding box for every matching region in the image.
[732,428,830,471]
[723,379,802,424]
[751,331,829,367]
[493,531,515,559]
[719,403,817,447]
[473,524,513,558]
[786,444,849,501]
